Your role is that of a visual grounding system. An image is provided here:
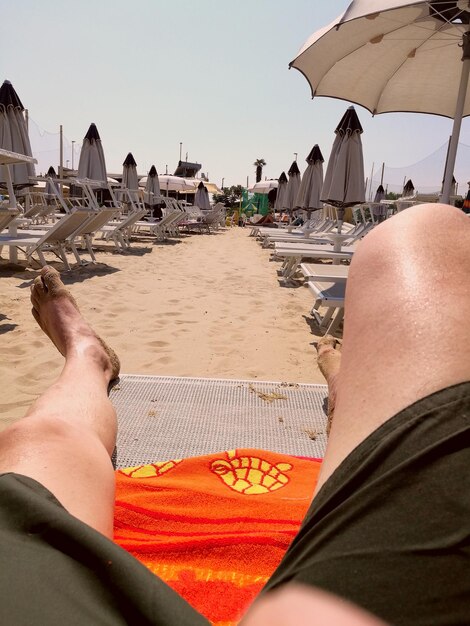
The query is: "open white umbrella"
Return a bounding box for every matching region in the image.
[321,106,365,212]
[158,174,195,195]
[77,123,107,185]
[290,0,470,203]
[248,179,279,194]
[295,144,324,217]
[0,80,35,187]
[194,181,211,210]
[122,152,139,201]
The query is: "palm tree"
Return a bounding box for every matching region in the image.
[253,158,266,183]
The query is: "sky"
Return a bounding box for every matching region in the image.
[3,0,470,192]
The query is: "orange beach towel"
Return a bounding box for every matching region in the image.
[114,449,322,625]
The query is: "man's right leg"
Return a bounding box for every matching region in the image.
[316,203,470,492]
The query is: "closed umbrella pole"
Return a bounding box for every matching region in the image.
[442,32,470,203]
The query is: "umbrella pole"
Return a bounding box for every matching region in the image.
[442,32,470,204]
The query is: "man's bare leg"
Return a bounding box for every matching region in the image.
[0,266,120,537]
[245,204,470,625]
[315,203,470,493]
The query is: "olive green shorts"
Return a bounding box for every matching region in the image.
[1,382,469,625]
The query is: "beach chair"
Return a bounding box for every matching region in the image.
[306,280,345,335]
[273,241,356,280]
[0,208,94,270]
[97,208,148,250]
[67,207,120,264]
[0,207,20,235]
[300,262,349,283]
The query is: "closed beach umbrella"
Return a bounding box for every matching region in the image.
[285,161,302,216]
[144,165,163,219]
[403,179,415,197]
[0,80,35,187]
[295,144,324,217]
[321,106,365,213]
[122,152,139,200]
[374,184,385,203]
[194,181,211,210]
[144,165,161,204]
[45,165,57,198]
[274,172,288,218]
[289,0,470,203]
[77,123,107,185]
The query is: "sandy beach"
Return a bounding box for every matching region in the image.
[0,226,325,428]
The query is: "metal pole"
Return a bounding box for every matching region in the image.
[179,142,182,163]
[380,162,385,186]
[368,162,375,201]
[59,124,63,194]
[72,140,75,170]
[25,109,29,131]
[442,31,470,204]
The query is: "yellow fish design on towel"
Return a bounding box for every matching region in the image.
[210,450,292,494]
[120,459,182,479]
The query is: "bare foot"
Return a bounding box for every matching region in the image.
[30,266,120,381]
[316,335,342,435]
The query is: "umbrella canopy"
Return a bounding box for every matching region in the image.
[321,106,366,209]
[194,181,211,210]
[289,0,470,203]
[403,179,415,197]
[157,175,195,194]
[77,123,107,185]
[122,152,139,194]
[285,161,302,211]
[373,184,386,203]
[274,172,288,213]
[144,165,161,205]
[295,144,324,212]
[248,179,279,194]
[0,80,35,187]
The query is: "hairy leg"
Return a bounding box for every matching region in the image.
[0,266,120,537]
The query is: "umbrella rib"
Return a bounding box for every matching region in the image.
[371,12,464,113]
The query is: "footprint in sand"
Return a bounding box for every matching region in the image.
[148,340,170,349]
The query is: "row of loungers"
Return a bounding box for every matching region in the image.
[251,207,377,335]
[0,181,226,270]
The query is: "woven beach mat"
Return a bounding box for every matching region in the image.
[110,375,329,468]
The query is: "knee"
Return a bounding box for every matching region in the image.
[352,203,470,274]
[0,415,90,456]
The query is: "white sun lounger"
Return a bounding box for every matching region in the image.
[307,280,346,335]
[300,263,349,283]
[273,241,356,280]
[0,208,94,270]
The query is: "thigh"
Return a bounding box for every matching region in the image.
[263,383,470,626]
[319,204,470,491]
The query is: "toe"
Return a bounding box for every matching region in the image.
[41,266,64,293]
[31,275,46,306]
